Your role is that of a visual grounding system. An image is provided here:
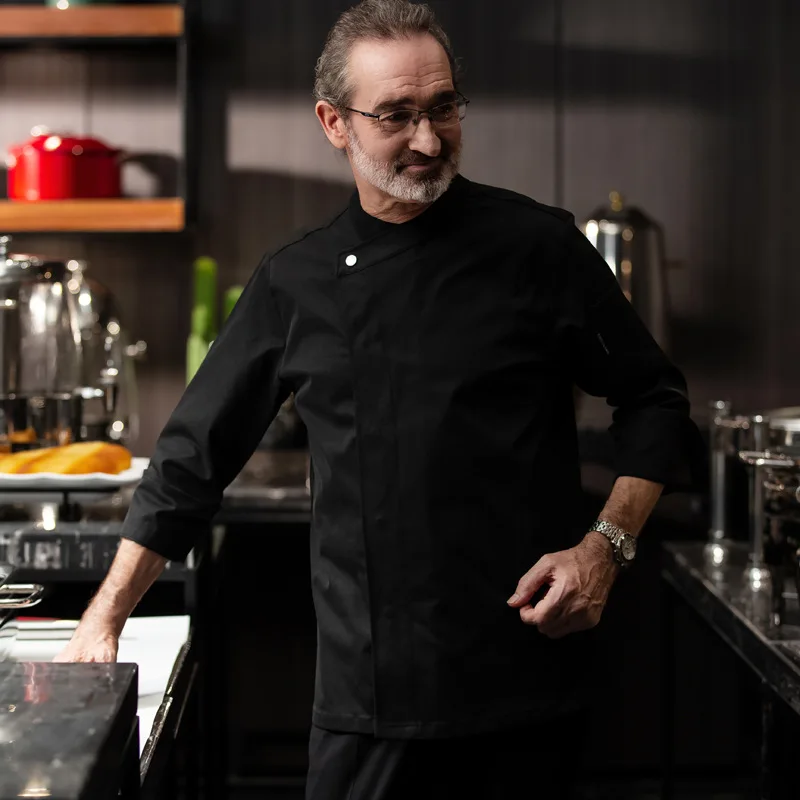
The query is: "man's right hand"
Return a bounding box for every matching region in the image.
[50,539,168,663]
[53,624,119,663]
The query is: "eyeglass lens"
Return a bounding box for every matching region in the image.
[379,100,467,133]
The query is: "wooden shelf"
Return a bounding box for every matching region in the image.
[0,5,184,40]
[0,198,185,232]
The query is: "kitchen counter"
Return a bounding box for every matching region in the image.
[5,616,194,798]
[661,541,800,799]
[220,449,310,524]
[220,482,310,524]
[10,616,192,751]
[0,661,139,799]
[662,541,800,714]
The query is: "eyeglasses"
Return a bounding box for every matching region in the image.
[344,94,470,134]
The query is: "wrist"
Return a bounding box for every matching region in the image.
[79,618,121,642]
[587,519,638,568]
[83,595,126,639]
[582,531,617,564]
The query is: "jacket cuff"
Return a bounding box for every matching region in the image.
[610,408,707,494]
[119,512,199,563]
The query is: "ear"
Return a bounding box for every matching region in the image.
[316,101,348,151]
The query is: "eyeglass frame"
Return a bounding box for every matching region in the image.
[343,93,470,133]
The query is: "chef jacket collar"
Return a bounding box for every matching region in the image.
[347,173,469,241]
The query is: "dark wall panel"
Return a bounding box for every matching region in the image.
[562,0,800,422]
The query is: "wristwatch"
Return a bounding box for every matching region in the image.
[589,519,637,568]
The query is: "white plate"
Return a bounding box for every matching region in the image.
[0,457,149,491]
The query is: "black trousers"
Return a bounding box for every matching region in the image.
[305,711,587,800]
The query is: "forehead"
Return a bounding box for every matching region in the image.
[347,34,454,108]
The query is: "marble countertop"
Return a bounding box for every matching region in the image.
[9,615,191,758]
[0,661,138,799]
[662,541,800,716]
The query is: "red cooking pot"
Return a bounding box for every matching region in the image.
[6,129,123,201]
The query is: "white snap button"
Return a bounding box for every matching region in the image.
[345,254,357,267]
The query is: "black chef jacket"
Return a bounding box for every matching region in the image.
[121,174,703,738]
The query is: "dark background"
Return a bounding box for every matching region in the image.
[2,1,799,796]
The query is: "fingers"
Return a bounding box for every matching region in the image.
[507,555,556,607]
[524,593,604,639]
[519,579,564,630]
[53,649,92,663]
[52,639,117,663]
[53,651,114,663]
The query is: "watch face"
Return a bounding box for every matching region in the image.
[620,535,637,562]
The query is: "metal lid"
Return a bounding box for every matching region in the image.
[584,191,660,230]
[766,407,800,432]
[0,235,69,279]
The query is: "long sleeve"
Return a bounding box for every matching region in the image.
[556,219,705,493]
[121,256,291,561]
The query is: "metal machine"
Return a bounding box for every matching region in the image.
[0,235,145,452]
[707,400,800,626]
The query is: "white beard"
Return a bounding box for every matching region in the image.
[346,126,460,204]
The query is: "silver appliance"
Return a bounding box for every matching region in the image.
[707,400,800,624]
[582,191,670,352]
[0,235,145,450]
[0,236,82,450]
[705,401,763,570]
[66,259,146,444]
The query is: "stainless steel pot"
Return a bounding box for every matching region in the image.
[0,236,83,450]
[761,407,800,454]
[705,401,800,626]
[0,236,145,448]
[707,403,800,553]
[735,450,800,628]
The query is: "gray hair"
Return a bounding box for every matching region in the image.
[314,0,460,110]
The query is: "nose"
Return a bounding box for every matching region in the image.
[407,117,442,158]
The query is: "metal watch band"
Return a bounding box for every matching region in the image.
[591,519,627,541]
[590,519,634,565]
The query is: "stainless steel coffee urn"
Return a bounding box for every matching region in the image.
[0,235,144,450]
[66,259,146,444]
[582,192,670,352]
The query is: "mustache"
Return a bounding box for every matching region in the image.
[396,153,448,168]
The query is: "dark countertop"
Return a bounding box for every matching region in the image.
[219,483,310,524]
[0,662,138,799]
[219,449,310,524]
[662,541,800,716]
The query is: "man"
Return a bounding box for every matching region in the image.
[56,1,703,797]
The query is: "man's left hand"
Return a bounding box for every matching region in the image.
[506,533,620,639]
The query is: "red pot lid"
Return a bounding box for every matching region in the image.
[18,132,119,156]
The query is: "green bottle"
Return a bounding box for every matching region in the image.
[186,257,218,385]
[223,285,244,323]
[186,307,209,384]
[193,256,218,342]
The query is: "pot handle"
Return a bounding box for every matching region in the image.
[0,583,44,609]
